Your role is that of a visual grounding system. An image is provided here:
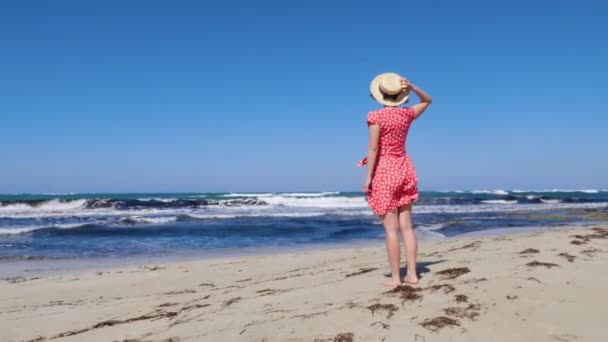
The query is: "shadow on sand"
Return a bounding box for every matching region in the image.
[384,260,446,280]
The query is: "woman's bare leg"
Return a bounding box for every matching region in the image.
[398,204,419,284]
[381,211,402,288]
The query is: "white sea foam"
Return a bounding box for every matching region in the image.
[130,216,178,224]
[38,192,77,195]
[183,212,328,220]
[470,190,509,195]
[420,223,445,231]
[0,222,95,235]
[262,195,367,209]
[0,199,87,213]
[222,192,340,198]
[0,226,43,235]
[481,200,518,204]
[222,193,274,198]
[414,202,606,214]
[39,199,87,210]
[416,224,446,239]
[0,207,169,219]
[540,198,561,204]
[0,203,32,212]
[137,198,178,203]
[281,192,341,197]
[578,189,599,194]
[513,189,601,194]
[545,189,598,193]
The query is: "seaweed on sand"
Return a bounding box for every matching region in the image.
[436,267,470,279]
[367,303,398,319]
[345,267,378,278]
[443,303,481,320]
[388,284,423,302]
[526,261,559,268]
[519,248,540,254]
[425,284,456,294]
[420,316,460,332]
[454,294,468,303]
[558,252,576,262]
[333,332,354,342]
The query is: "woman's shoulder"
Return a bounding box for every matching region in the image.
[367,107,413,124]
[366,109,383,126]
[393,106,415,119]
[369,107,412,115]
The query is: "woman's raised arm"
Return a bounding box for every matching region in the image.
[401,79,432,119]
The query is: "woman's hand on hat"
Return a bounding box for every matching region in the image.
[400,78,411,92]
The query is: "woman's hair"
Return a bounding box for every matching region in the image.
[371,93,408,104]
[382,92,401,102]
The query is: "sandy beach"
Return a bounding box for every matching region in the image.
[1,225,607,342]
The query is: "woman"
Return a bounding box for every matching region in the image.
[358,72,432,288]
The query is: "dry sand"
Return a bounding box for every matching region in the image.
[1,226,608,342]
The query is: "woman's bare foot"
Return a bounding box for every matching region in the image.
[403,275,419,286]
[383,279,402,288]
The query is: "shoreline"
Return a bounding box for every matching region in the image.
[0,238,384,279]
[0,223,593,279]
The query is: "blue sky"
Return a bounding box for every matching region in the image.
[1,0,606,193]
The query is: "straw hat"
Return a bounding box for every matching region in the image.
[370,72,409,106]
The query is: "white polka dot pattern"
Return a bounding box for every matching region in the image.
[357,107,419,215]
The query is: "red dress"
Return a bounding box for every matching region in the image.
[358,107,419,215]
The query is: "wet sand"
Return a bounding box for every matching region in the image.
[1,226,607,341]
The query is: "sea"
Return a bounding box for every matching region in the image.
[1,190,607,262]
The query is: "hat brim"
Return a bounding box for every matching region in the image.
[370,73,409,106]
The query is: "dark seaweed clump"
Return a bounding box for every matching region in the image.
[420,316,460,332]
[367,303,398,319]
[388,285,423,302]
[526,261,559,268]
[436,267,471,279]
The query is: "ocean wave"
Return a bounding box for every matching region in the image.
[470,190,509,195]
[419,223,445,231]
[415,224,446,239]
[222,192,340,198]
[512,189,602,194]
[329,227,372,238]
[414,202,607,214]
[0,199,87,212]
[222,193,275,198]
[0,222,97,235]
[0,197,267,215]
[37,192,77,196]
[0,226,45,235]
[281,192,341,197]
[177,212,329,221]
[481,200,518,204]
[137,198,178,203]
[126,216,178,224]
[263,196,367,208]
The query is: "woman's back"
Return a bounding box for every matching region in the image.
[367,107,416,157]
